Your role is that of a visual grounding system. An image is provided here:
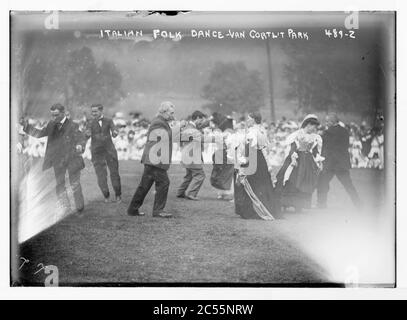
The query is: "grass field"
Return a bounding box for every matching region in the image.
[15,160,393,286]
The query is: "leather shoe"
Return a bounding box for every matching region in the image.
[186,195,200,201]
[128,210,145,216]
[153,212,173,218]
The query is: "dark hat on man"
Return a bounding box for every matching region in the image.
[248,112,262,124]
[211,112,225,126]
[219,117,234,131]
[191,110,206,120]
[212,112,233,131]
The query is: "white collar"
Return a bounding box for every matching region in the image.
[60,117,67,124]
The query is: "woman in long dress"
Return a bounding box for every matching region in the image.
[275,114,324,212]
[233,112,281,220]
[210,113,235,200]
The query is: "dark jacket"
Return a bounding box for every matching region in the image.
[180,122,204,169]
[85,117,117,156]
[141,115,173,171]
[24,118,86,172]
[321,124,351,171]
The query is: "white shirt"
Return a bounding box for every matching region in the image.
[98,116,104,127]
[60,116,67,125]
[56,116,67,130]
[246,124,268,149]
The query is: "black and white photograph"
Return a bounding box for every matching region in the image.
[9,10,396,288]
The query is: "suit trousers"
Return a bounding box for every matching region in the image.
[128,164,170,215]
[92,148,121,198]
[177,167,206,197]
[53,164,84,210]
[317,168,360,207]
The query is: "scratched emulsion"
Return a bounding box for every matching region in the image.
[17,156,102,244]
[17,159,67,243]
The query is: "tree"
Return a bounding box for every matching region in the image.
[282,40,383,122]
[93,61,124,107]
[12,33,50,116]
[283,42,336,114]
[201,61,265,114]
[65,47,124,115]
[66,46,99,108]
[16,41,124,118]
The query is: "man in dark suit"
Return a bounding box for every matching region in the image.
[21,103,86,212]
[85,104,122,202]
[317,113,361,209]
[127,101,176,218]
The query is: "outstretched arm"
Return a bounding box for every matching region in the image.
[110,119,119,138]
[171,120,185,143]
[312,135,324,170]
[21,119,49,138]
[83,120,92,141]
[73,123,87,153]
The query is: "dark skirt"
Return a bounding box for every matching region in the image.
[275,151,319,210]
[210,148,234,190]
[234,148,280,219]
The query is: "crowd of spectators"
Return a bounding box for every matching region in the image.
[17,112,385,170]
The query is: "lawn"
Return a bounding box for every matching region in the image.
[14,160,392,286]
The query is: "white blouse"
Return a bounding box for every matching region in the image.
[246,124,269,150]
[285,129,322,154]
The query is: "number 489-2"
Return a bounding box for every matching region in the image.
[324,29,355,39]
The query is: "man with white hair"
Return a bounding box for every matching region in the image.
[127,101,175,218]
